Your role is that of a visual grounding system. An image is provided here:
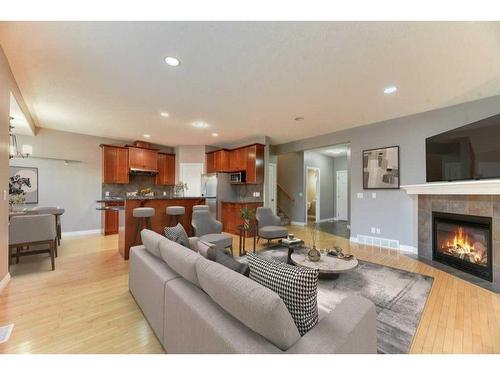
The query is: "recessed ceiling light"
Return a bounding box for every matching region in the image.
[383,86,397,94]
[160,112,169,118]
[143,134,151,138]
[164,56,180,67]
[295,116,304,121]
[211,132,219,137]
[192,121,210,129]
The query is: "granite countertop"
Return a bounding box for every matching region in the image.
[97,196,214,202]
[221,200,264,204]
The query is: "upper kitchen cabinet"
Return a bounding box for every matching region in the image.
[207,143,264,184]
[156,152,176,185]
[101,145,129,184]
[244,144,265,184]
[229,147,247,172]
[206,149,231,173]
[128,146,158,172]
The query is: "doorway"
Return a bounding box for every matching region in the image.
[268,163,277,215]
[336,170,348,220]
[306,167,320,223]
[179,163,204,197]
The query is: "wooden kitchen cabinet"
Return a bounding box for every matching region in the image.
[229,147,246,172]
[206,149,230,173]
[245,144,265,184]
[101,145,129,184]
[206,152,216,173]
[102,202,124,235]
[156,152,176,185]
[128,146,158,172]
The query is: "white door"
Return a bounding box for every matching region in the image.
[268,163,277,214]
[180,163,204,197]
[336,170,348,221]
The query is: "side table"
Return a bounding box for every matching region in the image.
[237,225,257,256]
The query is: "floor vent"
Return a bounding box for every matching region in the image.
[356,235,400,250]
[0,324,14,344]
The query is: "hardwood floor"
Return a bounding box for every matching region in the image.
[0,225,499,354]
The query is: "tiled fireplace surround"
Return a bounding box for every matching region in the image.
[418,195,500,285]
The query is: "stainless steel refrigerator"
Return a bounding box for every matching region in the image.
[201,173,218,219]
[201,173,233,220]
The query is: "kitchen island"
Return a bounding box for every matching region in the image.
[118,197,205,260]
[220,201,263,235]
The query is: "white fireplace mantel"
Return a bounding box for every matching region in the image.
[401,179,500,195]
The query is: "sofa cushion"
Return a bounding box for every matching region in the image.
[164,223,190,248]
[141,229,164,258]
[159,237,202,286]
[247,253,319,336]
[195,257,301,350]
[258,226,288,239]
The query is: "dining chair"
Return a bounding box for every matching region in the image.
[9,214,58,271]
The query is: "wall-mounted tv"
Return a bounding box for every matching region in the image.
[426,113,500,182]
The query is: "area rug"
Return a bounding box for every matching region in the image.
[238,248,434,354]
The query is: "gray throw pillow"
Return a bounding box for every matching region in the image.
[164,223,190,248]
[247,253,319,336]
[214,249,249,276]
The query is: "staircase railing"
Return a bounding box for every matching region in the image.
[277,183,295,221]
[277,183,295,203]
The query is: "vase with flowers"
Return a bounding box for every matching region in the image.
[174,182,188,197]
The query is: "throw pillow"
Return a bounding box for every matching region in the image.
[215,249,249,276]
[164,223,190,248]
[247,253,319,335]
[196,239,217,259]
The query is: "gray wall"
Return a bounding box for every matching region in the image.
[277,152,305,223]
[304,151,335,221]
[11,128,127,233]
[274,94,500,248]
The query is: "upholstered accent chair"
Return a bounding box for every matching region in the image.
[28,206,65,245]
[256,207,288,247]
[191,210,233,251]
[9,214,58,271]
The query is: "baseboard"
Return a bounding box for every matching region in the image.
[349,235,417,254]
[62,229,102,237]
[290,221,307,226]
[316,217,336,223]
[0,273,11,294]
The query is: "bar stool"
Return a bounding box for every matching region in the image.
[166,206,185,226]
[133,207,155,245]
[192,205,209,212]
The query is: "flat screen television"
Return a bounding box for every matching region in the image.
[426,113,500,182]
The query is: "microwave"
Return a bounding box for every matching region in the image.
[230,171,246,184]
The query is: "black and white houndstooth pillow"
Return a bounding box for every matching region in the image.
[247,253,319,335]
[164,223,190,248]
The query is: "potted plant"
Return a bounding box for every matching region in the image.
[239,207,255,229]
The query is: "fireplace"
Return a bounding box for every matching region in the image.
[433,212,493,281]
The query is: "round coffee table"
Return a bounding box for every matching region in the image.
[290,250,358,279]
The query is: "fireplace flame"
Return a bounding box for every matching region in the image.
[441,226,487,265]
[446,227,474,253]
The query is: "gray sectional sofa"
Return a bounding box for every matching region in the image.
[129,229,377,354]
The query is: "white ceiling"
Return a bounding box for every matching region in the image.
[311,143,350,158]
[1,22,500,146]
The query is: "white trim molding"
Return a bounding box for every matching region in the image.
[62,229,101,237]
[290,221,307,226]
[350,235,417,254]
[316,217,336,223]
[401,179,500,195]
[0,273,11,294]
